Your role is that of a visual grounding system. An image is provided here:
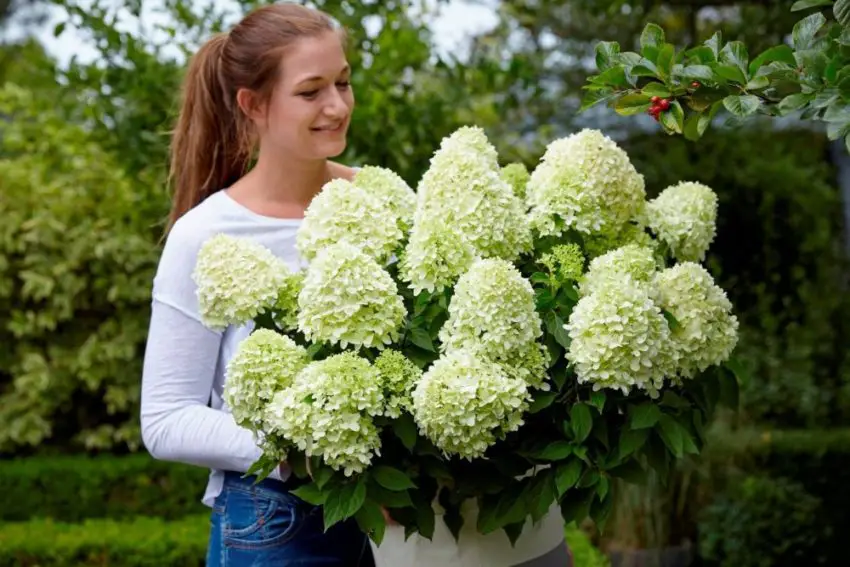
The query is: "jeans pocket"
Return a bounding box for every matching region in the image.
[221,486,303,550]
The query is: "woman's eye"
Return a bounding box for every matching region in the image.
[336,81,351,89]
[299,90,319,99]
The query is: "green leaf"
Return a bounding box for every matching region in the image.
[312,466,334,490]
[536,288,556,310]
[291,483,328,506]
[718,367,740,409]
[745,75,770,90]
[723,95,762,117]
[791,0,833,10]
[713,64,747,84]
[845,133,850,154]
[705,32,722,59]
[629,403,661,429]
[779,93,812,114]
[720,41,749,76]
[684,111,706,142]
[835,0,850,27]
[630,63,659,77]
[570,403,593,443]
[685,45,717,64]
[544,311,571,349]
[679,65,714,82]
[53,22,66,37]
[607,459,647,485]
[793,12,827,51]
[373,466,417,491]
[656,43,675,79]
[527,469,557,523]
[531,271,550,285]
[662,309,681,330]
[748,44,796,75]
[367,483,413,508]
[477,482,526,534]
[687,87,726,112]
[323,479,367,530]
[532,440,574,461]
[589,65,629,87]
[642,82,671,97]
[724,357,751,387]
[409,328,436,353]
[614,93,652,116]
[393,412,418,452]
[656,414,685,458]
[618,427,650,458]
[529,391,557,414]
[589,391,606,412]
[595,41,621,71]
[559,487,595,525]
[355,500,386,545]
[502,522,525,547]
[640,24,666,61]
[596,476,610,501]
[555,459,583,496]
[590,488,614,533]
[660,100,685,134]
[411,489,436,540]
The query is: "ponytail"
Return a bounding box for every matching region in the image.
[166,33,251,232]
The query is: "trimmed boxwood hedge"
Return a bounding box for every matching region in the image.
[0,453,208,522]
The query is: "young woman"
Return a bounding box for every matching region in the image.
[139,4,372,565]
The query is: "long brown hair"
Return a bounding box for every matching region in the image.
[166,3,341,231]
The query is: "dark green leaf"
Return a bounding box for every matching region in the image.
[724,357,751,387]
[368,483,413,508]
[373,466,417,491]
[793,12,827,51]
[596,476,610,501]
[559,487,595,525]
[313,466,334,490]
[718,367,740,409]
[720,41,749,75]
[779,93,812,114]
[532,440,573,461]
[629,404,661,429]
[477,482,526,534]
[323,479,367,530]
[705,32,722,59]
[589,391,606,412]
[355,500,386,545]
[544,311,571,349]
[590,488,614,533]
[577,468,600,489]
[656,414,685,458]
[630,64,659,77]
[393,412,418,452]
[687,87,726,112]
[53,22,67,37]
[570,403,593,443]
[409,328,436,352]
[684,111,705,141]
[723,95,762,117]
[502,522,525,547]
[551,364,569,390]
[614,93,652,116]
[291,483,328,506]
[555,459,583,496]
[713,64,747,84]
[595,41,620,71]
[618,426,650,458]
[662,309,681,330]
[607,459,646,485]
[745,75,770,90]
[642,82,671,97]
[589,65,629,87]
[529,391,557,414]
[748,44,796,75]
[411,489,436,540]
[531,272,550,285]
[421,457,453,483]
[835,0,850,26]
[536,288,556,310]
[685,45,716,64]
[791,0,833,10]
[527,470,557,523]
[656,43,675,79]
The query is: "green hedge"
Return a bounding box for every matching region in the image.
[0,515,208,567]
[0,453,208,522]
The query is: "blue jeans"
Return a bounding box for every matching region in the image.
[207,471,374,566]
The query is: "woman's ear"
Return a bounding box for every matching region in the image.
[236,88,266,125]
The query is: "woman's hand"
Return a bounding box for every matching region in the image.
[381,506,399,526]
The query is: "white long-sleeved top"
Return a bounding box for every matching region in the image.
[140,190,305,506]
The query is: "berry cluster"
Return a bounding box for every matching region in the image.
[648,96,670,121]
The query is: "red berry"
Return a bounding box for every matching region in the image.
[659,99,670,110]
[691,81,700,88]
[651,96,660,104]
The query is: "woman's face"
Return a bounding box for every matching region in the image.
[258,31,354,160]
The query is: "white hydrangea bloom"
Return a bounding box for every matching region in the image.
[565,276,673,396]
[297,241,405,349]
[264,352,384,476]
[580,244,658,297]
[295,178,403,263]
[655,263,739,378]
[374,349,423,418]
[439,258,542,359]
[271,271,303,331]
[412,349,529,460]
[500,162,530,200]
[486,340,551,392]
[223,329,309,432]
[353,165,417,233]
[400,217,477,294]
[402,127,532,291]
[646,181,718,262]
[193,233,290,330]
[527,129,646,238]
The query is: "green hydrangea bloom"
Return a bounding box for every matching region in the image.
[539,243,585,282]
[655,263,739,378]
[646,181,718,262]
[527,129,646,238]
[264,352,384,476]
[566,276,673,397]
[411,349,529,460]
[271,271,303,331]
[580,244,657,297]
[193,234,290,330]
[296,178,403,263]
[500,162,531,200]
[583,222,658,259]
[353,165,417,233]
[374,349,422,418]
[439,258,542,359]
[297,241,405,349]
[223,329,309,432]
[399,216,477,294]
